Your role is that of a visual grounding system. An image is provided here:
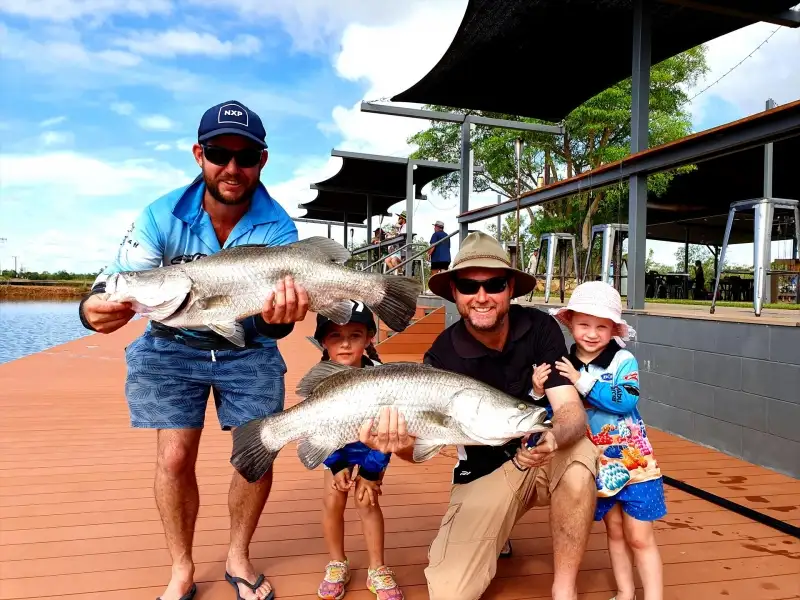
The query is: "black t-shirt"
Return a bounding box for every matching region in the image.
[423,304,572,484]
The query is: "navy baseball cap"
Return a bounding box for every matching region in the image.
[314,301,377,343]
[197,100,267,148]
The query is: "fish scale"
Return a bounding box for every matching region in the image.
[230,361,552,483]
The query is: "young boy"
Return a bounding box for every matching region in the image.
[551,281,665,600]
[312,302,404,600]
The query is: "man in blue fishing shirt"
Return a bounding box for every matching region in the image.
[79,100,304,600]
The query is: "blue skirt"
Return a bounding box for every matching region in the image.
[323,441,391,481]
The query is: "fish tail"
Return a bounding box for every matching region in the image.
[230,417,281,483]
[372,274,423,332]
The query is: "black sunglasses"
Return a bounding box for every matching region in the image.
[452,276,509,295]
[202,144,263,168]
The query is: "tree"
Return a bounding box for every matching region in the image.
[407,47,709,253]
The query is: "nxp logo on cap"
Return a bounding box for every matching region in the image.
[198,100,267,148]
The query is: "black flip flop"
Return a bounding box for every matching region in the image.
[157,583,197,600]
[225,572,275,600]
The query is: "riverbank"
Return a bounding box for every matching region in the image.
[0,284,89,300]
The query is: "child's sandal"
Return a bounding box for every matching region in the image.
[367,565,404,599]
[318,559,350,600]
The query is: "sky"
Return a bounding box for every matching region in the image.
[0,1,799,275]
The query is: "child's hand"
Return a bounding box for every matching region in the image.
[356,477,382,506]
[331,465,359,492]
[532,363,551,397]
[555,357,580,384]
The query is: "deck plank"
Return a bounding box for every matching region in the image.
[1,316,798,600]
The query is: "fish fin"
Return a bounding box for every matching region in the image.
[413,440,446,463]
[230,418,279,483]
[295,361,354,397]
[293,236,351,264]
[206,321,246,347]
[317,300,354,325]
[296,437,340,470]
[372,275,423,332]
[305,336,324,351]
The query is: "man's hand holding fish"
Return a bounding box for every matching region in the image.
[260,274,309,325]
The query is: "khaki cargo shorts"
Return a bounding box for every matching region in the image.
[424,436,598,600]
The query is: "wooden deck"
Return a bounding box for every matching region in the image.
[0,315,798,600]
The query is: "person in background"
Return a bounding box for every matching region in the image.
[383,212,407,273]
[78,100,305,600]
[692,260,705,300]
[552,281,665,600]
[426,220,451,293]
[313,303,404,600]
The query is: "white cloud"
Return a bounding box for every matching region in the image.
[0,152,191,272]
[113,29,262,58]
[40,130,73,146]
[184,0,444,54]
[39,116,67,127]
[137,114,177,131]
[110,101,135,115]
[0,0,172,21]
[0,151,189,198]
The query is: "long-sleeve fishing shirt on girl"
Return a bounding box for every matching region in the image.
[567,340,662,498]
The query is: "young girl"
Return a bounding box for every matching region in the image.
[312,302,404,600]
[551,281,665,600]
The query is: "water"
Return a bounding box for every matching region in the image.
[0,300,93,365]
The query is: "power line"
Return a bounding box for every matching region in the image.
[689,27,782,101]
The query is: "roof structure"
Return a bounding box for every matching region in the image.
[391,0,800,123]
[299,150,460,225]
[646,135,800,244]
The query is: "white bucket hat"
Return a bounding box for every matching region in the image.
[549,281,636,347]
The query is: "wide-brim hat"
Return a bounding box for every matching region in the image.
[548,281,636,347]
[428,231,537,303]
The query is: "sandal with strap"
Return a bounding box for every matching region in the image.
[157,583,197,600]
[225,571,274,600]
[318,559,351,600]
[367,566,404,600]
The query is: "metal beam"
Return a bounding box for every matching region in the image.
[458,98,800,224]
[459,118,475,242]
[360,102,565,135]
[292,217,367,228]
[310,182,403,197]
[330,148,408,164]
[657,0,800,28]
[628,0,652,309]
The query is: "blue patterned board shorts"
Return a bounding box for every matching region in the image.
[594,477,668,522]
[323,441,391,481]
[124,333,287,430]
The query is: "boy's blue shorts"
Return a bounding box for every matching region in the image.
[323,441,391,481]
[594,477,667,522]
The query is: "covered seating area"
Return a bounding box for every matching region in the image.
[296,149,459,279]
[384,0,800,316]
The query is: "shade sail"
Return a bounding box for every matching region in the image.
[299,150,459,225]
[391,0,799,122]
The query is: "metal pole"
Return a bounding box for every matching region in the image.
[514,138,523,270]
[496,194,502,242]
[327,224,331,239]
[627,0,652,310]
[459,117,474,242]
[405,161,415,277]
[763,98,777,305]
[343,212,349,248]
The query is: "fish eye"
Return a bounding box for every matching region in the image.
[517,403,527,410]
